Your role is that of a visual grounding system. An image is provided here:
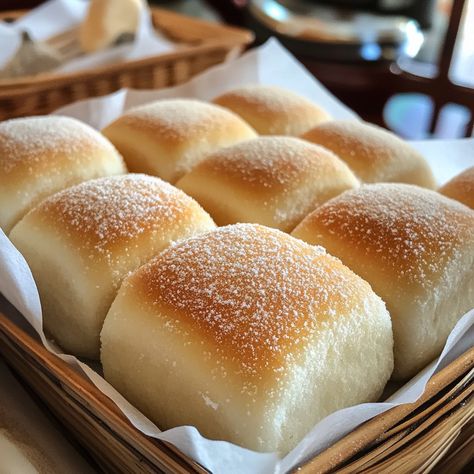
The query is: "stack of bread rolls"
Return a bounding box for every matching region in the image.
[2,84,473,455]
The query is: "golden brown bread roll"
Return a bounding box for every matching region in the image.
[438,166,474,209]
[79,0,144,53]
[101,223,393,454]
[301,120,436,188]
[213,85,331,136]
[177,136,359,232]
[102,99,257,183]
[0,116,126,234]
[10,174,215,359]
[292,183,474,380]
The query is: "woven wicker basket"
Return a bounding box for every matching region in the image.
[0,297,472,473]
[0,8,253,120]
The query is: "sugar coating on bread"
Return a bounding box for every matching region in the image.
[102,99,257,183]
[177,136,359,231]
[0,115,126,233]
[439,166,474,209]
[292,183,474,380]
[301,120,436,188]
[213,85,331,136]
[101,223,393,453]
[10,174,215,359]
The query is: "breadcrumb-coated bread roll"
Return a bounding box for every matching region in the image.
[213,85,331,136]
[0,116,126,234]
[101,223,393,454]
[177,136,359,232]
[301,120,436,188]
[9,174,215,359]
[102,99,257,183]
[292,184,474,380]
[79,0,144,53]
[438,166,474,209]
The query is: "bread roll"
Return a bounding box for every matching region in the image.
[79,0,144,53]
[438,166,474,209]
[10,174,215,359]
[0,116,126,234]
[101,223,393,454]
[213,85,331,136]
[301,121,436,188]
[102,99,257,183]
[292,184,474,380]
[177,136,359,232]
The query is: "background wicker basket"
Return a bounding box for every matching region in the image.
[0,297,472,473]
[0,8,254,120]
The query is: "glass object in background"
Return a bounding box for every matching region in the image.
[397,0,452,77]
[384,92,433,139]
[450,0,474,87]
[384,93,471,139]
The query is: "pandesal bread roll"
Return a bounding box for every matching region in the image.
[79,0,144,53]
[438,166,474,209]
[102,99,257,183]
[10,174,215,359]
[301,121,436,188]
[292,184,474,380]
[0,116,126,234]
[101,223,394,454]
[177,136,359,232]
[213,85,331,136]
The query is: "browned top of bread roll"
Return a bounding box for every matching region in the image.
[0,115,126,233]
[102,99,257,183]
[29,174,210,263]
[176,136,358,231]
[111,100,249,144]
[0,116,121,180]
[213,85,331,136]
[438,166,474,209]
[185,136,352,193]
[131,223,370,377]
[301,120,436,188]
[293,183,473,291]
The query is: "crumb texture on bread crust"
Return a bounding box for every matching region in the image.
[301,120,436,188]
[177,136,359,231]
[101,224,393,453]
[292,183,474,380]
[102,99,257,183]
[0,115,126,233]
[9,174,215,358]
[213,85,331,136]
[439,166,474,209]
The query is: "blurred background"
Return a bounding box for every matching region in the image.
[1,0,473,139]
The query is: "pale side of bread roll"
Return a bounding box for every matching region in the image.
[213,85,331,136]
[301,121,436,188]
[292,184,474,380]
[9,174,215,359]
[79,0,144,53]
[102,99,257,183]
[177,136,359,232]
[0,116,126,234]
[101,224,394,454]
[438,166,474,209]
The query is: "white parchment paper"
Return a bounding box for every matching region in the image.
[1,39,473,473]
[0,0,173,73]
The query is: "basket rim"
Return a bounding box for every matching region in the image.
[0,7,254,90]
